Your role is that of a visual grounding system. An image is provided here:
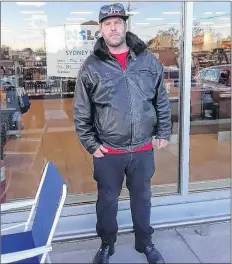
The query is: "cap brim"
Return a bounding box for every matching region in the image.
[99,14,129,23]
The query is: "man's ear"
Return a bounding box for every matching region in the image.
[125,20,128,30]
[98,23,103,37]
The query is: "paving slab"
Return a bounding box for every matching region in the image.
[176,222,231,264]
[51,229,200,263]
[151,229,200,263]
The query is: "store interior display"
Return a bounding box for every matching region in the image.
[19,59,76,98]
[0,79,31,160]
[1,46,230,115]
[192,48,230,70]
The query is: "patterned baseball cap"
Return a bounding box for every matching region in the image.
[99,3,129,23]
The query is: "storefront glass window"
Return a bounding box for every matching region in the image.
[190,2,231,191]
[1,2,183,203]
[1,1,230,204]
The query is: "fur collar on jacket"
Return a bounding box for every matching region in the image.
[94,31,147,60]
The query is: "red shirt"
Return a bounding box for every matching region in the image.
[103,51,152,154]
[111,51,128,70]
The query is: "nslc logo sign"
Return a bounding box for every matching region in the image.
[65,26,100,42]
[79,29,101,40]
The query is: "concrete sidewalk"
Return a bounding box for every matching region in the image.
[51,221,231,263]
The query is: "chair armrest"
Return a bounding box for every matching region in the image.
[1,223,26,232]
[1,245,52,263]
[1,200,34,212]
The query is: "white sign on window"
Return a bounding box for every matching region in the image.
[46,25,100,78]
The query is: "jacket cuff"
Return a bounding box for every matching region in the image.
[155,134,170,141]
[86,142,101,155]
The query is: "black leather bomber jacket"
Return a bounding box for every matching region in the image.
[73,31,172,154]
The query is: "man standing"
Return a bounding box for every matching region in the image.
[73,3,171,264]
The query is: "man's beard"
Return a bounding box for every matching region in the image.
[105,35,126,48]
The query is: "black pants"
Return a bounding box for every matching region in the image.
[93,149,155,248]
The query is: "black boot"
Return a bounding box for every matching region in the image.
[93,242,115,264]
[135,243,165,264]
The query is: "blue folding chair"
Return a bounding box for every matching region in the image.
[1,162,67,263]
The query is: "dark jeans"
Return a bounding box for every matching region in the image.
[93,149,155,248]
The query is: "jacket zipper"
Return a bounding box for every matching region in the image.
[125,55,135,145]
[123,70,133,145]
[111,55,133,144]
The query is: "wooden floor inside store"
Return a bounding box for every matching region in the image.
[3,99,231,201]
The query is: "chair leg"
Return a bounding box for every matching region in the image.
[46,253,52,263]
[41,252,49,264]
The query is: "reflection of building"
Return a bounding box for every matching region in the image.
[150,48,179,67]
[192,35,204,52]
[192,35,231,52]
[0,46,10,60]
[147,35,179,67]
[192,34,216,52]
[147,35,173,50]
[203,32,213,51]
[81,20,99,25]
[147,34,179,66]
[220,40,231,49]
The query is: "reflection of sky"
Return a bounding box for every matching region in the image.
[1,1,230,50]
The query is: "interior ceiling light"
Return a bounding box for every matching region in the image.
[126,11,139,15]
[16,2,46,7]
[213,25,228,28]
[204,12,213,15]
[66,18,85,20]
[66,22,82,24]
[162,12,180,15]
[20,11,45,14]
[201,22,214,25]
[146,18,164,20]
[219,17,229,20]
[2,29,12,32]
[135,22,150,25]
[70,11,93,14]
[216,12,225,14]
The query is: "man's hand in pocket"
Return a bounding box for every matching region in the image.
[93,145,108,157]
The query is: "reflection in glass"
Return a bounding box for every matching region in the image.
[128,3,182,195]
[1,1,182,202]
[189,2,231,191]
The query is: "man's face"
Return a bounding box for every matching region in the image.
[100,17,127,48]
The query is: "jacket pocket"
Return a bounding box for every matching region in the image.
[135,69,158,98]
[139,69,157,77]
